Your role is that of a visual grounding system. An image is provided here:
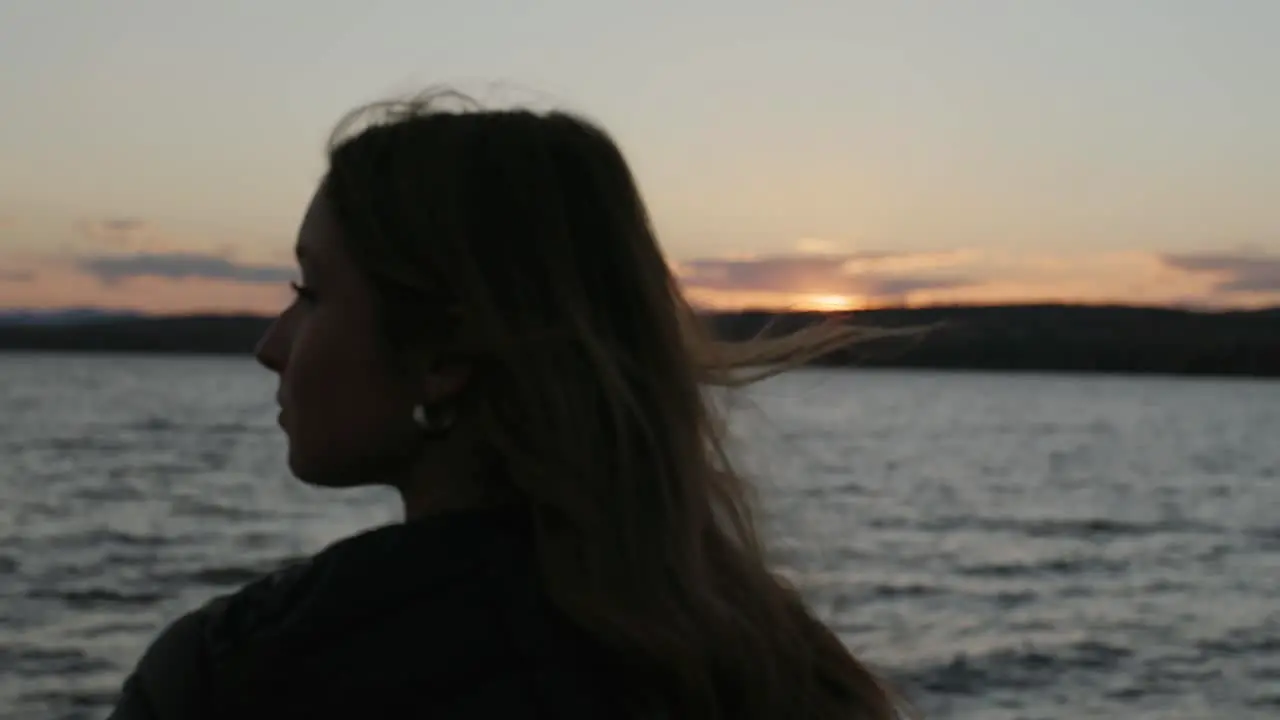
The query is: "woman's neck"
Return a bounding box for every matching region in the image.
[395,455,515,521]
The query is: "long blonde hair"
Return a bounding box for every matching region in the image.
[323,90,907,719]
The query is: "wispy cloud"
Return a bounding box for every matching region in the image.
[676,250,977,306]
[76,251,294,286]
[0,269,35,283]
[97,218,146,233]
[1161,252,1280,293]
[78,217,149,244]
[4,226,1279,313]
[74,216,205,255]
[672,246,1280,310]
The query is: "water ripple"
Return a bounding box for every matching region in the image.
[2,357,1278,719]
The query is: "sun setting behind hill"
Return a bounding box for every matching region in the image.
[3,5,1280,720]
[3,245,1280,316]
[1,3,1278,315]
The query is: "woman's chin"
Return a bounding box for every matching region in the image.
[286,448,328,486]
[286,449,369,489]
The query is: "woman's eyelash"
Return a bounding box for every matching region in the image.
[290,281,316,300]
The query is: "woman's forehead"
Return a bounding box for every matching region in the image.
[295,191,343,265]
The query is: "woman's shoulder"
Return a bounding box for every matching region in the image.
[111,508,621,718]
[203,557,317,653]
[107,559,316,720]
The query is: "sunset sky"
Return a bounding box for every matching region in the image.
[1,1,1278,314]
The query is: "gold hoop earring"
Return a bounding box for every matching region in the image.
[412,403,457,436]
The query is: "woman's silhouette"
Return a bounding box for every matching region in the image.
[108,91,904,720]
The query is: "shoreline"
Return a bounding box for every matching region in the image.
[1,304,1278,378]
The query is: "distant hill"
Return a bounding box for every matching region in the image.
[1,305,1278,378]
[708,305,1280,377]
[0,308,146,326]
[0,313,268,354]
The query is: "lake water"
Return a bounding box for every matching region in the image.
[1,354,1278,720]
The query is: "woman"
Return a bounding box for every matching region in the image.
[108,91,905,720]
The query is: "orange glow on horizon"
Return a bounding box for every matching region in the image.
[2,249,1280,315]
[795,294,868,312]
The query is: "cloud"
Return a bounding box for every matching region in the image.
[79,217,147,241]
[0,269,35,283]
[676,250,977,305]
[670,246,1280,310]
[1161,252,1280,293]
[76,251,294,286]
[99,218,146,232]
[860,275,972,296]
[75,216,191,254]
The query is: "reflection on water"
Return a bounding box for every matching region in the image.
[2,354,1278,719]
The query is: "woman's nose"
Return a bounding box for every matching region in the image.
[254,315,289,373]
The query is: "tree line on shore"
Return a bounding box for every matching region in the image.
[1,304,1278,378]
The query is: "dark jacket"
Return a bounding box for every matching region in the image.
[107,505,622,719]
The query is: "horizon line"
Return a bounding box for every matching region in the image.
[3,301,1279,320]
